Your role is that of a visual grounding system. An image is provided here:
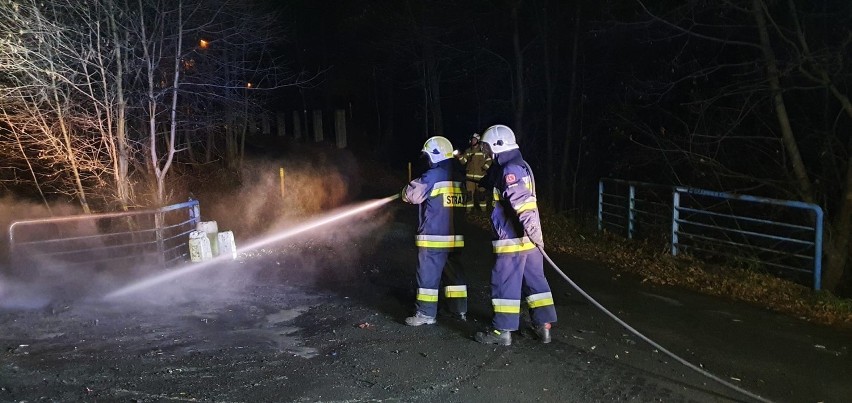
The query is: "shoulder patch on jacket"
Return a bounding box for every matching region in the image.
[505,173,517,184]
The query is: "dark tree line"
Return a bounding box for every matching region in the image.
[283,0,851,292]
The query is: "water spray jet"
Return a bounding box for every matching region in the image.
[104,195,399,300]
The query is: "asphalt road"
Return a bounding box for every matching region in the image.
[1,204,850,402]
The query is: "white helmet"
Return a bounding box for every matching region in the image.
[422,136,454,163]
[481,124,519,154]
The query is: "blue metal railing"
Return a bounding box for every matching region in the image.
[598,179,673,240]
[599,179,824,290]
[7,199,201,276]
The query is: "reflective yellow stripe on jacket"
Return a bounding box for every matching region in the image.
[492,237,536,254]
[513,196,538,213]
[430,181,464,197]
[416,235,464,248]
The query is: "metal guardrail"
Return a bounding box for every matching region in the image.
[598,179,824,290]
[7,199,200,277]
[598,179,673,240]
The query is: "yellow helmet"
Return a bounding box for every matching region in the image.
[422,136,454,163]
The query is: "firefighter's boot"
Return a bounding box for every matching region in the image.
[405,312,436,326]
[475,329,511,346]
[533,323,552,344]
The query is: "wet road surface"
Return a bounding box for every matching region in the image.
[1,207,850,402]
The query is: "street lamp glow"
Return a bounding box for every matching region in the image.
[199,39,209,49]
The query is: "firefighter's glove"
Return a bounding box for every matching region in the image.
[400,186,409,203]
[527,227,544,249]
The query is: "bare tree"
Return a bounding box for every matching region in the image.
[106,0,134,210]
[751,0,814,203]
[621,0,852,291]
[0,0,110,213]
[779,0,852,291]
[172,0,297,171]
[2,0,298,210]
[510,0,525,143]
[558,7,582,212]
[138,0,181,205]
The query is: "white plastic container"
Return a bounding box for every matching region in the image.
[188,230,212,262]
[217,231,237,260]
[196,221,219,256]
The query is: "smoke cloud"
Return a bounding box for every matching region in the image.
[0,196,87,308]
[0,150,400,311]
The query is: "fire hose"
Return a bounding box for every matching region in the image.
[537,245,772,403]
[398,181,764,401]
[106,191,765,402]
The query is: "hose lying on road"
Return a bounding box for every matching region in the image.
[538,246,772,403]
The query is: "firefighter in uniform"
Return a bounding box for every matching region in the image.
[474,124,556,346]
[400,136,468,325]
[456,133,492,211]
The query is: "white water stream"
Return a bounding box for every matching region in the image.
[104,195,398,299]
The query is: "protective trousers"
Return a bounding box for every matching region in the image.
[416,248,467,317]
[465,180,489,210]
[490,249,557,331]
[464,180,476,210]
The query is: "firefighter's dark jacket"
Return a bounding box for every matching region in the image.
[489,148,543,248]
[401,159,466,240]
